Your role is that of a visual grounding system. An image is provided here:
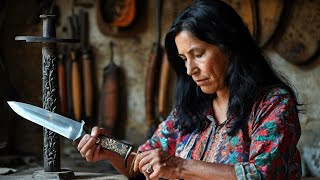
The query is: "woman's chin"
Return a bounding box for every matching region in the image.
[199,86,217,94]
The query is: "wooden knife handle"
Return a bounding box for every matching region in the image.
[58,61,68,116]
[71,51,82,121]
[145,44,163,127]
[157,52,170,121]
[66,57,74,118]
[82,57,93,118]
[96,135,133,167]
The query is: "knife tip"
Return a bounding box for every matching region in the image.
[7,101,15,107]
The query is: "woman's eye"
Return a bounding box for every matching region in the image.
[179,57,187,61]
[195,54,203,58]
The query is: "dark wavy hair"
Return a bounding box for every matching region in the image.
[165,0,299,135]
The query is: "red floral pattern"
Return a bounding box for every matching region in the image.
[139,88,301,179]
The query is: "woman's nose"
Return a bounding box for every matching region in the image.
[186,60,198,76]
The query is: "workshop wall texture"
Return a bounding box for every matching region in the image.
[0,0,319,160]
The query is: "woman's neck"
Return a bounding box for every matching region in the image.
[212,87,229,124]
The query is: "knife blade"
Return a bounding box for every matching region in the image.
[7,101,133,167]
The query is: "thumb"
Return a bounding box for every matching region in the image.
[90,126,100,138]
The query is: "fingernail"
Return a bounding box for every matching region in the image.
[91,130,95,136]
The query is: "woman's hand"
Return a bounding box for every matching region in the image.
[76,126,111,162]
[133,148,185,180]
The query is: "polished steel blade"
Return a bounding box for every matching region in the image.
[7,101,85,140]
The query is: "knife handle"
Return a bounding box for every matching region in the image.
[71,51,82,121]
[158,52,170,122]
[58,59,68,116]
[96,135,133,167]
[82,57,93,118]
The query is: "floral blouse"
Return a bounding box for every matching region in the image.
[138,88,301,179]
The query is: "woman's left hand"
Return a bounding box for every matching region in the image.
[133,148,184,180]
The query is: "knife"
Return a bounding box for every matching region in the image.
[7,101,133,167]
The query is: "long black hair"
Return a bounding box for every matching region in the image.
[165,0,299,135]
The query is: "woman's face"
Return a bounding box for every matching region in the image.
[175,31,229,94]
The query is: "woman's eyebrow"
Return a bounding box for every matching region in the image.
[188,46,203,53]
[178,47,202,56]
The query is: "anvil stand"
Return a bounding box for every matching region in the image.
[15,15,79,180]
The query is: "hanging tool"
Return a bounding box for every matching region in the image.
[79,9,94,127]
[57,48,68,116]
[145,0,163,138]
[157,0,179,123]
[67,15,83,121]
[157,53,170,122]
[98,42,121,136]
[71,14,83,121]
[98,0,136,27]
[112,0,136,27]
[96,0,139,37]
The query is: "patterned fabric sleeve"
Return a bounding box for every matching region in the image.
[234,89,301,180]
[138,110,179,155]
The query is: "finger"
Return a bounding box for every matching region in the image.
[144,163,160,180]
[93,145,101,160]
[150,173,159,180]
[90,126,100,138]
[141,162,149,173]
[85,144,97,162]
[138,153,153,172]
[79,136,97,158]
[148,158,160,170]
[133,151,149,171]
[142,171,150,180]
[139,149,162,172]
[133,150,153,172]
[77,134,91,153]
[149,164,161,180]
[149,173,158,180]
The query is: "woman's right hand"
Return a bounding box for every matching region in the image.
[77,126,111,162]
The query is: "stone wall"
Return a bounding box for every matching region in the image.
[266,51,320,148]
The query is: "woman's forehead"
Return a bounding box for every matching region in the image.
[175,31,215,53]
[175,31,198,41]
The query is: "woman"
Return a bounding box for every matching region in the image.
[77,0,302,179]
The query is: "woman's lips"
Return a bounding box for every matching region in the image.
[195,78,209,86]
